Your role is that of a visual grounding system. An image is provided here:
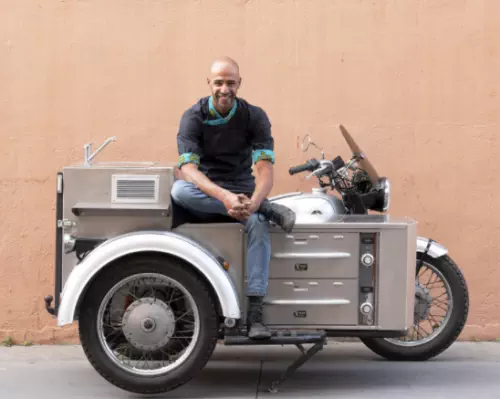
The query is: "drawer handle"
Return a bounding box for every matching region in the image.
[333,282,344,286]
[294,263,308,271]
[273,252,351,259]
[333,235,344,239]
[293,288,308,292]
[293,239,308,245]
[266,299,351,305]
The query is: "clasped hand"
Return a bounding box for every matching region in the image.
[223,193,259,222]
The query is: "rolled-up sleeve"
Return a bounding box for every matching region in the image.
[250,107,275,164]
[177,109,202,168]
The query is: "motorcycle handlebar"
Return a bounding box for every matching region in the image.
[288,159,320,175]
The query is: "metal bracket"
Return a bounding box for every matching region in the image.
[268,337,327,393]
[223,329,327,393]
[57,219,76,229]
[84,136,116,166]
[418,238,434,270]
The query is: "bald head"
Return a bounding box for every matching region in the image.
[207,56,242,115]
[209,56,240,76]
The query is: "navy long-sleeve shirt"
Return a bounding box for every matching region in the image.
[176,96,275,194]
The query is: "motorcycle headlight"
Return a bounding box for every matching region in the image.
[356,177,391,213]
[376,177,390,212]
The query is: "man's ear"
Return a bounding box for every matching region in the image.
[207,77,211,85]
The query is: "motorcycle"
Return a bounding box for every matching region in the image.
[44,125,469,394]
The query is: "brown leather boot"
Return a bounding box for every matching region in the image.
[247,296,271,340]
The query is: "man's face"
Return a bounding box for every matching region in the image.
[208,63,241,114]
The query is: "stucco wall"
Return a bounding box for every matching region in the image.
[1,0,499,344]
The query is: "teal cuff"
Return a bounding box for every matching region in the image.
[178,152,200,168]
[252,149,275,164]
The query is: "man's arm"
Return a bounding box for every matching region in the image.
[180,163,237,206]
[246,105,275,213]
[250,160,273,208]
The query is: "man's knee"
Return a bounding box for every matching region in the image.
[171,180,195,205]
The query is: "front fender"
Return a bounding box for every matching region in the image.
[417,236,448,258]
[57,231,241,326]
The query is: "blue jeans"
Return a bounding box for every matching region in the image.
[171,180,270,297]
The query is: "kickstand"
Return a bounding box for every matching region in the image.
[268,338,326,393]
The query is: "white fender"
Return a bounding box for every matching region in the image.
[417,236,448,258]
[57,231,241,326]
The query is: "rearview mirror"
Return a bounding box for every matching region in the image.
[300,135,324,159]
[301,135,312,152]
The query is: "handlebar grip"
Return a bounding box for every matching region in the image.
[289,162,313,175]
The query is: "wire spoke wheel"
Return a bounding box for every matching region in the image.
[97,273,200,376]
[385,261,453,347]
[360,253,468,361]
[78,256,219,394]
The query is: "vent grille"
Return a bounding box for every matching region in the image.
[112,175,159,203]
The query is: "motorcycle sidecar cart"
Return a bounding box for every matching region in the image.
[43,134,466,395]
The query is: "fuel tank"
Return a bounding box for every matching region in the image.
[270,188,347,224]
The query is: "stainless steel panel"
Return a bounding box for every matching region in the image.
[267,215,416,233]
[173,223,246,302]
[376,221,417,330]
[263,278,358,326]
[60,163,175,289]
[268,232,359,278]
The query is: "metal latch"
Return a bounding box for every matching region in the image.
[57,219,76,228]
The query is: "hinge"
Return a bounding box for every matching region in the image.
[57,219,75,229]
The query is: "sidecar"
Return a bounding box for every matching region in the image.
[43,130,467,395]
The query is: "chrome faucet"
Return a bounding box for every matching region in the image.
[83,136,116,166]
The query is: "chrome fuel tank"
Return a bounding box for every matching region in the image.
[270,188,347,224]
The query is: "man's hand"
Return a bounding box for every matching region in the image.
[226,160,274,222]
[226,194,260,222]
[222,193,248,221]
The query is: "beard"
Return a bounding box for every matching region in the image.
[214,93,234,112]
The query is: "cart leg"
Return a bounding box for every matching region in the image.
[268,339,326,393]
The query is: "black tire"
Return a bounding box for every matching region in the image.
[78,254,219,394]
[361,253,469,361]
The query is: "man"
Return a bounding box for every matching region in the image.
[171,56,296,339]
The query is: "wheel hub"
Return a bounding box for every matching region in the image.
[122,297,176,351]
[414,284,432,320]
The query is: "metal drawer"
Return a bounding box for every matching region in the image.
[262,278,359,326]
[268,232,359,278]
[271,232,359,253]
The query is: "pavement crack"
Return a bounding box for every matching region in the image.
[255,360,263,398]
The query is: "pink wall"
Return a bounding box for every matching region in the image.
[1,0,499,343]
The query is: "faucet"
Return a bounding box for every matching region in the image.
[83,136,117,166]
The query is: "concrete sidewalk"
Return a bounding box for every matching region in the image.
[0,341,499,398]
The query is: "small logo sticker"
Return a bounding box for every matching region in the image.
[294,310,307,318]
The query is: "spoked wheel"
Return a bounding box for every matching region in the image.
[78,255,219,394]
[361,253,469,361]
